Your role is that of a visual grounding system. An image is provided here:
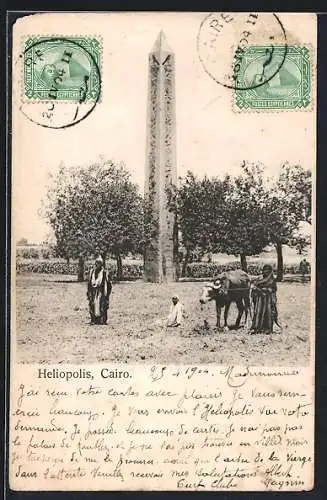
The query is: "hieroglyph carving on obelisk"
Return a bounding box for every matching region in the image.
[144,31,178,282]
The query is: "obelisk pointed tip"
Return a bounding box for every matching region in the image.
[151,30,173,55]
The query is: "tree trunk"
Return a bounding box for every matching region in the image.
[101,251,107,268]
[116,251,123,281]
[276,242,284,282]
[181,248,191,278]
[240,252,248,272]
[77,256,85,282]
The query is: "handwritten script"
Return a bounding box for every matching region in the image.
[10,365,314,491]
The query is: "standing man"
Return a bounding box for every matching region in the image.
[87,256,112,325]
[299,258,310,283]
[250,264,279,334]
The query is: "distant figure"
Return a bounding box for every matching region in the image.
[250,264,279,334]
[87,256,112,325]
[299,258,310,283]
[167,295,184,327]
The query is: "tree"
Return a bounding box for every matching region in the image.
[277,163,312,224]
[168,172,230,276]
[221,162,270,271]
[166,162,311,280]
[43,160,144,281]
[291,221,311,255]
[265,163,312,281]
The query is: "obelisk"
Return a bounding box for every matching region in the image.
[144,31,178,283]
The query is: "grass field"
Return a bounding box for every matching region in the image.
[15,274,311,365]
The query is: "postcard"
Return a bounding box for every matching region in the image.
[10,11,315,491]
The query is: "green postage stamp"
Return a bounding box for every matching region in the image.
[235,46,311,110]
[23,37,101,101]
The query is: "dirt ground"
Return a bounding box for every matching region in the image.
[15,274,311,365]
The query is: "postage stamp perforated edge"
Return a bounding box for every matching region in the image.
[19,34,103,105]
[232,44,315,114]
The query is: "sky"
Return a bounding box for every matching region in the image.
[12,12,316,243]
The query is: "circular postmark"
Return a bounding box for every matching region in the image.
[20,37,101,129]
[197,13,288,91]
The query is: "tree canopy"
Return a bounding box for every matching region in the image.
[43,160,144,279]
[172,162,312,278]
[44,158,312,281]
[220,162,270,271]
[264,163,312,279]
[167,171,231,275]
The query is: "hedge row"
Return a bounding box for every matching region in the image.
[16,260,143,280]
[16,259,306,279]
[184,262,305,278]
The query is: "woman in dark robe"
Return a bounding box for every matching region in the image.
[87,256,112,325]
[250,264,279,334]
